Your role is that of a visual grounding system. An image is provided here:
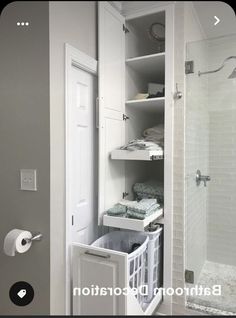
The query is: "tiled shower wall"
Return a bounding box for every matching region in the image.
[207,35,236,266]
[185,39,208,282]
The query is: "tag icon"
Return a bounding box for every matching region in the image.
[10,281,34,306]
[17,289,26,299]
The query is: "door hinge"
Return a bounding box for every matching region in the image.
[72,215,74,226]
[123,114,130,121]
[122,192,129,199]
[123,24,129,33]
[185,61,194,74]
[185,269,194,283]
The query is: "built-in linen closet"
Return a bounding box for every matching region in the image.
[72,2,174,315]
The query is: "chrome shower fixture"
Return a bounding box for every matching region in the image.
[198,56,236,78]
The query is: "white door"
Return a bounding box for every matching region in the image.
[68,65,97,243]
[98,1,126,223]
[72,243,127,315]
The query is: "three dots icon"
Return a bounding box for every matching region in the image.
[17,22,29,26]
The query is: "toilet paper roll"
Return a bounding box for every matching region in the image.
[3,229,32,256]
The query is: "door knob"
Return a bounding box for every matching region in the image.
[174,83,183,100]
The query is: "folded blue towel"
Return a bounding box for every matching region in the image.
[107,203,127,216]
[136,192,164,204]
[133,181,164,204]
[128,199,158,214]
[127,204,160,220]
[107,197,161,219]
[133,181,163,196]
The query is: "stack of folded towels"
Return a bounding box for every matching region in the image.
[106,203,127,217]
[120,139,162,151]
[142,124,164,148]
[106,180,164,220]
[119,124,164,151]
[126,198,159,220]
[107,199,160,220]
[133,180,164,205]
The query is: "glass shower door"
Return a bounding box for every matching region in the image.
[185,34,236,315]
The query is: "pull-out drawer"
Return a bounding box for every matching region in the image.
[72,243,162,315]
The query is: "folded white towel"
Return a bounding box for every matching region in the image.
[120,139,162,151]
[143,124,164,138]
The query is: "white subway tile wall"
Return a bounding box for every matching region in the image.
[207,35,236,266]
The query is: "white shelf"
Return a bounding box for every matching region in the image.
[103,208,163,231]
[125,97,165,113]
[111,149,163,161]
[126,52,165,81]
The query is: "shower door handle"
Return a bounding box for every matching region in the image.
[196,170,211,187]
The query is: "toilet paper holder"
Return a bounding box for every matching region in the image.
[22,233,43,245]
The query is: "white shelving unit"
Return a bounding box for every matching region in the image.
[103,208,164,231]
[72,2,174,316]
[126,52,165,81]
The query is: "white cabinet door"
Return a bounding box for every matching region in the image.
[98,1,125,223]
[72,243,127,315]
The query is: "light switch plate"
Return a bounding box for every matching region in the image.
[20,169,37,191]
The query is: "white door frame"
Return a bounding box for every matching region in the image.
[65,43,97,314]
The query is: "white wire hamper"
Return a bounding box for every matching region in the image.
[92,230,149,307]
[144,226,163,303]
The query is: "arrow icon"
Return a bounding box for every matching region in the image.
[214,16,220,26]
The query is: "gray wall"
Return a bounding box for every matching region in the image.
[0,2,50,314]
[49,1,97,314]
